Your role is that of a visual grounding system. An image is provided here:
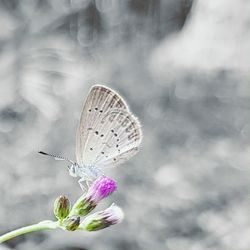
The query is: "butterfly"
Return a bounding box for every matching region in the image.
[39,85,142,190]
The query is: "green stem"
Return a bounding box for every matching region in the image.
[0,220,58,243]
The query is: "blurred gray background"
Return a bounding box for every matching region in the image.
[0,0,250,250]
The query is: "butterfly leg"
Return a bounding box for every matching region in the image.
[86,180,93,188]
[78,176,93,192]
[78,177,88,192]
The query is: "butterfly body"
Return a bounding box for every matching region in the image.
[68,163,102,180]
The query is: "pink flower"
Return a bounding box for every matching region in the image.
[86,175,117,203]
[70,176,117,216]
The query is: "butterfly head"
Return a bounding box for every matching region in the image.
[67,163,79,177]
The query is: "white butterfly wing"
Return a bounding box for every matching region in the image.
[76,85,142,167]
[93,109,142,167]
[95,141,140,167]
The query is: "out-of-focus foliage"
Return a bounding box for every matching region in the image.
[0,0,249,250]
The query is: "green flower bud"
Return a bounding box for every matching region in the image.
[80,204,124,231]
[63,216,80,231]
[54,195,71,220]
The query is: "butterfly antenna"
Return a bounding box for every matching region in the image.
[38,151,74,164]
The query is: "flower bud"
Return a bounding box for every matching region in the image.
[79,204,124,231]
[63,216,80,231]
[70,176,117,216]
[54,195,71,220]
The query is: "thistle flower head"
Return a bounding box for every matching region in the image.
[70,176,117,216]
[80,204,124,231]
[86,175,117,203]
